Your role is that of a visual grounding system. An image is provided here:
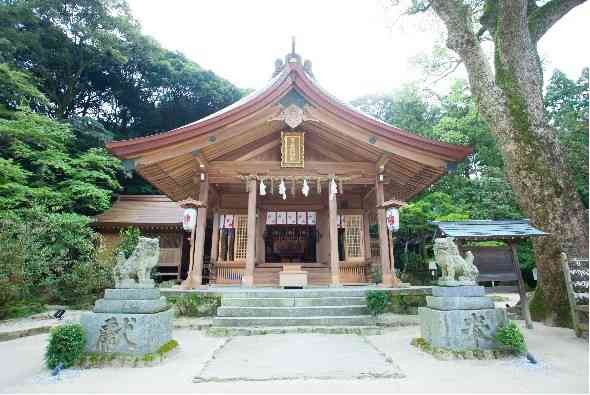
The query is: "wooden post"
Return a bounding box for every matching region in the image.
[376,178,395,287]
[181,176,208,289]
[242,178,257,286]
[509,240,533,329]
[328,181,341,286]
[210,210,220,283]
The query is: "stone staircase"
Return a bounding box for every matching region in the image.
[210,288,381,335]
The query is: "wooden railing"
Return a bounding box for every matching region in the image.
[214,261,246,285]
[339,261,369,283]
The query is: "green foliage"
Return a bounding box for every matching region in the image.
[115,227,141,259]
[0,110,121,214]
[495,321,527,355]
[0,63,48,114]
[45,323,87,369]
[366,291,389,316]
[0,209,114,307]
[169,294,221,317]
[545,68,589,207]
[366,291,427,315]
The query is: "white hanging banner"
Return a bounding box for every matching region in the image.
[182,208,197,231]
[386,207,400,232]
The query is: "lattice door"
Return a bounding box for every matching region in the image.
[233,214,248,260]
[343,215,363,260]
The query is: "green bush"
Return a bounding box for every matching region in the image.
[366,291,389,316]
[170,294,221,317]
[0,210,115,309]
[0,279,19,319]
[45,324,87,369]
[495,321,527,355]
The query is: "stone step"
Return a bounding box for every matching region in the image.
[217,305,368,317]
[213,315,375,327]
[221,296,367,307]
[218,289,368,299]
[206,326,383,336]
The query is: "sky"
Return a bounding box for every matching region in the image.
[127,0,589,101]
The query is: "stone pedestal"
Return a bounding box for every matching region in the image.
[81,287,173,356]
[418,286,507,351]
[279,265,308,288]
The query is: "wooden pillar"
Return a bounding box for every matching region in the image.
[209,210,220,283]
[509,240,533,329]
[242,178,257,286]
[328,184,341,286]
[376,179,395,287]
[181,176,208,289]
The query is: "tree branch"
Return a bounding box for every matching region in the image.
[528,0,587,43]
[430,1,505,119]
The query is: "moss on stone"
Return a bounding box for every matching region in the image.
[75,339,179,369]
[410,337,515,361]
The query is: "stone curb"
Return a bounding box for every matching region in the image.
[0,318,213,343]
[0,325,54,342]
[205,326,384,337]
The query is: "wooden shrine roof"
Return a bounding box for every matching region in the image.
[105,50,472,203]
[93,195,184,230]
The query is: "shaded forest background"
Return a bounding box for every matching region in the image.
[0,1,587,320]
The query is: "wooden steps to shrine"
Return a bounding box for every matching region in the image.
[211,288,379,332]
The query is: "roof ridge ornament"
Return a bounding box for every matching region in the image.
[272,37,314,78]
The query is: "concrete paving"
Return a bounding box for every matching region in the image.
[0,322,587,393]
[195,334,403,382]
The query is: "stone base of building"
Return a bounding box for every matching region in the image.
[418,286,508,351]
[81,287,174,356]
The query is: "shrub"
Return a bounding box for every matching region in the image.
[366,291,389,316]
[495,321,527,355]
[171,294,221,317]
[0,210,115,308]
[0,279,19,319]
[45,324,86,369]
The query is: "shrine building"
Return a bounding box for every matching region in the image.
[106,47,471,289]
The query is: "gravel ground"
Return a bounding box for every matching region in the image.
[0,320,587,393]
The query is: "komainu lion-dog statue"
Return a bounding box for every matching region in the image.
[433,237,479,285]
[114,237,160,288]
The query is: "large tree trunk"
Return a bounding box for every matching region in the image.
[430,0,588,325]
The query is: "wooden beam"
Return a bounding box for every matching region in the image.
[191,149,208,170]
[235,139,280,161]
[378,198,408,208]
[376,153,392,172]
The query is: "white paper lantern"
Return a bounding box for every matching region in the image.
[386,207,399,232]
[182,208,197,231]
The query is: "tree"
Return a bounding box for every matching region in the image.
[545,68,589,207]
[0,110,121,214]
[403,0,588,325]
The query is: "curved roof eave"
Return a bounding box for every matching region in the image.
[107,63,472,162]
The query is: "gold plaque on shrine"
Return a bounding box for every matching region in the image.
[281,131,304,168]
